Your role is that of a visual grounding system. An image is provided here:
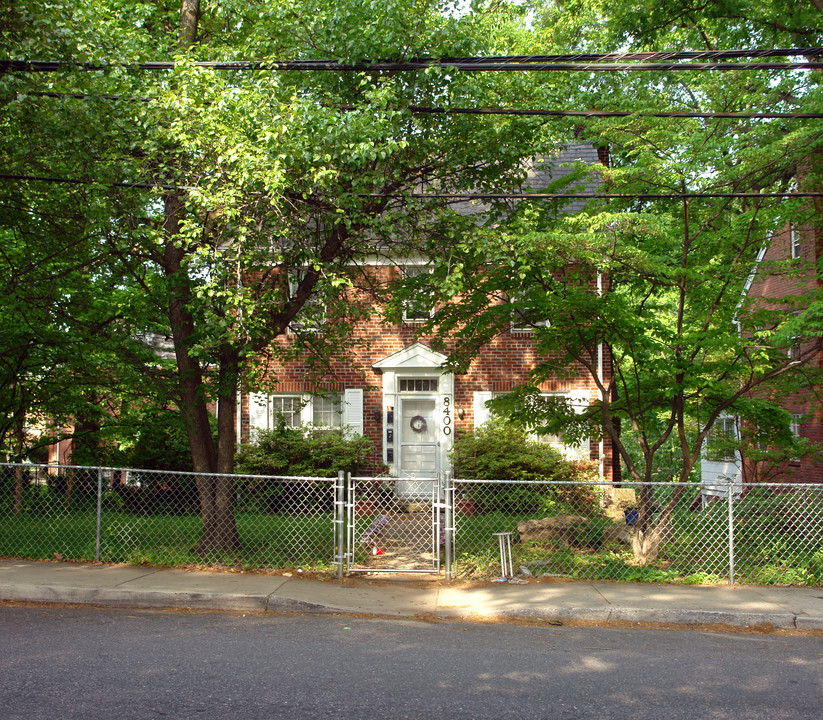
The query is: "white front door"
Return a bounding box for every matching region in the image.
[395,396,439,499]
[398,396,438,476]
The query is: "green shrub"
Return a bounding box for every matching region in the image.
[450,420,602,516]
[234,425,373,513]
[108,409,209,515]
[236,425,373,477]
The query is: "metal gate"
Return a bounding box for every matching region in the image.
[335,474,454,577]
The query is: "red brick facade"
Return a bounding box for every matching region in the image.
[743,219,823,484]
[240,264,616,481]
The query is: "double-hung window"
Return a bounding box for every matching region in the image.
[249,389,363,435]
[472,390,589,460]
[288,268,325,333]
[790,224,802,261]
[250,393,341,430]
[509,291,549,334]
[401,265,434,323]
[706,416,738,462]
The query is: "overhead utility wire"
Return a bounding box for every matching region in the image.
[23,93,823,119]
[3,51,823,73]
[401,106,823,120]
[5,60,822,72]
[0,173,178,190]
[425,48,823,62]
[1,173,819,200]
[393,192,823,200]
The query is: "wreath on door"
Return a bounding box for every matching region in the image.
[409,415,428,433]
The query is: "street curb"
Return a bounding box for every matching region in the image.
[473,605,814,629]
[3,585,822,629]
[795,615,823,629]
[608,607,799,628]
[0,584,385,615]
[2,584,270,613]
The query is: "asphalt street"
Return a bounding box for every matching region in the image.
[1,606,821,719]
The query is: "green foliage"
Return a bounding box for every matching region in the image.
[408,0,823,511]
[235,425,373,478]
[451,419,602,515]
[122,408,214,472]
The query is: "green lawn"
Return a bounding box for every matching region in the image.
[2,489,821,585]
[0,491,336,572]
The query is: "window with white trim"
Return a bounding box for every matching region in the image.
[249,393,344,431]
[787,310,802,362]
[270,395,305,427]
[706,416,737,462]
[472,390,588,460]
[312,394,343,427]
[399,378,439,392]
[509,291,549,333]
[401,266,434,323]
[288,269,325,333]
[790,224,802,260]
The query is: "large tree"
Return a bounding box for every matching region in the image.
[1,0,557,550]
[399,0,823,561]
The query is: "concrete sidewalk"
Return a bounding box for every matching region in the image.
[1,558,822,630]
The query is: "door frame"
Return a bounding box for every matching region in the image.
[372,343,454,478]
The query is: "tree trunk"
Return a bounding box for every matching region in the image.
[632,482,690,564]
[163,194,242,552]
[195,349,242,552]
[160,0,242,554]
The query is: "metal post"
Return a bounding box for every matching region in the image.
[95,467,103,562]
[444,471,453,580]
[334,470,345,579]
[433,477,440,573]
[727,477,735,586]
[494,532,514,579]
[346,473,355,574]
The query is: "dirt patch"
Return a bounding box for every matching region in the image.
[355,512,440,572]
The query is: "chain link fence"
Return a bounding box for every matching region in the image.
[452,479,823,586]
[1,463,821,586]
[0,463,337,571]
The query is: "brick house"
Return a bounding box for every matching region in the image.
[239,145,617,484]
[737,218,823,484]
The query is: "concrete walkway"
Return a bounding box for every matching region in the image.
[1,558,822,629]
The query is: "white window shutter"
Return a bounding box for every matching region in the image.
[248,393,270,432]
[473,391,494,428]
[344,388,364,435]
[300,394,313,426]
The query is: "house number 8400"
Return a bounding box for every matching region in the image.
[442,396,452,435]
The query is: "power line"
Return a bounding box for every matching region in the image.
[3,50,823,74]
[23,92,823,120]
[0,173,178,190]
[403,106,823,120]
[429,48,823,62]
[1,173,818,200]
[401,192,823,200]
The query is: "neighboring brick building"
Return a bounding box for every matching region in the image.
[240,145,617,483]
[740,218,823,484]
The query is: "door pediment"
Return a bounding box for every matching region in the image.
[373,342,448,371]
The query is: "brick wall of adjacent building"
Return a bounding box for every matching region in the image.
[744,219,823,484]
